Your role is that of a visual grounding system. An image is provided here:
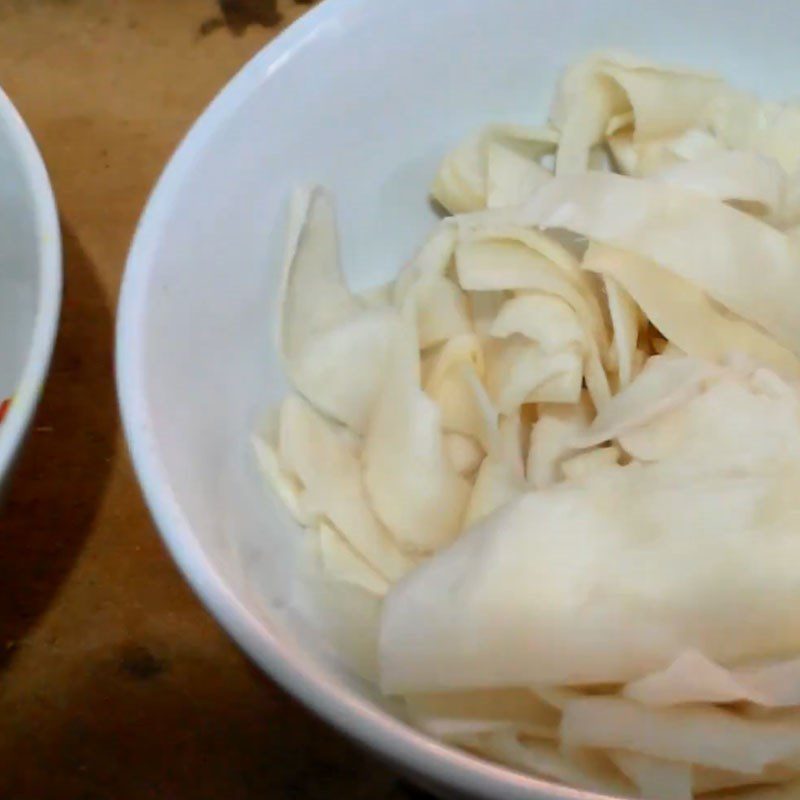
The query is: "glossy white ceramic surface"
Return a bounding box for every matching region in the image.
[0,86,61,497]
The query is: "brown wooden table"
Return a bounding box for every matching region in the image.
[0,2,424,797]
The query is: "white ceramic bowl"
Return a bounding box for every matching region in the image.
[117,1,799,796]
[0,87,61,496]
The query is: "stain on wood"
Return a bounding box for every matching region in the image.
[199,0,281,37]
[118,644,168,681]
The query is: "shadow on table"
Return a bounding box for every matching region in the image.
[0,650,433,800]
[0,221,117,669]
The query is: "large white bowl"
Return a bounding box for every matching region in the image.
[117,1,800,797]
[0,87,61,496]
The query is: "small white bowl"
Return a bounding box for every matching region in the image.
[117,1,799,796]
[0,87,61,496]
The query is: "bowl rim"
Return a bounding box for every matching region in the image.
[116,3,607,798]
[0,85,62,485]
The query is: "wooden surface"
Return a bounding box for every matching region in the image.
[0,2,424,797]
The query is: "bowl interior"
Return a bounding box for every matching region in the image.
[0,88,60,484]
[119,0,800,795]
